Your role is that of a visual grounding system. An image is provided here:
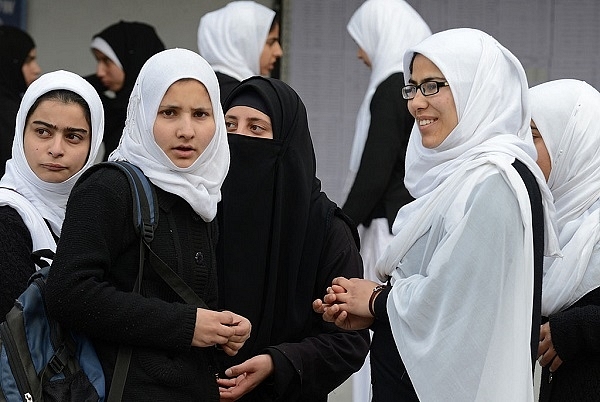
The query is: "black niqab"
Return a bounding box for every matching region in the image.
[217,77,337,366]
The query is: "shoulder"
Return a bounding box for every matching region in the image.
[69,164,137,208]
[0,205,30,240]
[373,72,405,99]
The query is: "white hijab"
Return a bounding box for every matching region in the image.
[0,70,104,254]
[344,0,430,197]
[197,1,275,81]
[530,79,600,315]
[110,48,230,222]
[374,28,559,401]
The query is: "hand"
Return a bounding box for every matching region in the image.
[217,354,274,401]
[538,322,563,372]
[313,279,378,330]
[192,309,248,348]
[220,311,251,356]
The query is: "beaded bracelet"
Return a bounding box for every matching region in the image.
[369,284,388,317]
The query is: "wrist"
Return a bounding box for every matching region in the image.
[369,284,387,318]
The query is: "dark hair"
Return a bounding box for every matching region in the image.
[25,90,92,133]
[269,12,280,33]
[409,52,418,74]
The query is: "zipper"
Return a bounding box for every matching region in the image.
[0,322,34,400]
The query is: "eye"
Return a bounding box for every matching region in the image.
[65,132,85,143]
[423,81,438,92]
[34,127,51,137]
[159,109,176,117]
[225,120,237,132]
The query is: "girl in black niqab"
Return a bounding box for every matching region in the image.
[217,76,369,401]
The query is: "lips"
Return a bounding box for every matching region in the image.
[41,163,67,171]
[418,118,436,126]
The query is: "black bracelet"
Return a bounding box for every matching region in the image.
[369,285,387,317]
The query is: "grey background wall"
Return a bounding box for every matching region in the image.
[18,0,600,207]
[26,0,274,76]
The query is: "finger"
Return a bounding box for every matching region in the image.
[331,277,349,288]
[217,378,237,387]
[313,299,325,313]
[331,284,347,293]
[550,355,563,373]
[334,310,348,327]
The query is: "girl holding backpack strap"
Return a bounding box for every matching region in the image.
[0,70,104,319]
[46,48,251,401]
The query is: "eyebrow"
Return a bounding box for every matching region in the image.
[32,120,89,135]
[408,76,446,85]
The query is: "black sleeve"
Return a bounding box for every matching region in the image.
[0,207,36,318]
[263,215,370,400]
[342,73,414,228]
[45,169,197,351]
[549,287,600,361]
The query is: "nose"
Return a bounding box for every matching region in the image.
[408,89,428,115]
[48,136,65,158]
[96,62,106,78]
[274,42,283,58]
[177,115,195,139]
[32,61,41,78]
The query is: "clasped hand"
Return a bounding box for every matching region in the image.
[538,322,563,372]
[192,309,251,356]
[312,276,380,330]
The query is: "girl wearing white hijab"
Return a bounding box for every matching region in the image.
[197,1,283,104]
[341,2,431,399]
[530,79,600,401]
[0,70,104,318]
[45,49,250,401]
[315,28,560,401]
[343,0,431,254]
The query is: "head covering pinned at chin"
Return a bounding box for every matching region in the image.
[109,48,229,222]
[0,70,104,240]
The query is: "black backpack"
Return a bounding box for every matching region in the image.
[0,161,158,402]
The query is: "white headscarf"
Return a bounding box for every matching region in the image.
[531,79,600,315]
[197,1,275,81]
[0,70,104,253]
[109,48,230,222]
[344,0,430,197]
[373,28,559,401]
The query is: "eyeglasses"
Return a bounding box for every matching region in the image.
[401,81,449,100]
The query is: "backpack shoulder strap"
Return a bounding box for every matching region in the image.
[512,159,544,372]
[77,161,158,243]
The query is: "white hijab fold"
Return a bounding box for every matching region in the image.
[197,1,275,81]
[530,79,600,315]
[109,48,229,222]
[343,0,430,197]
[0,70,104,252]
[373,28,559,401]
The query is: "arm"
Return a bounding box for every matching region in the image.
[266,215,369,399]
[220,214,370,401]
[46,169,244,352]
[0,207,36,318]
[546,289,600,362]
[343,73,413,227]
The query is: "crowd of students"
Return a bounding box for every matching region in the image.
[1,0,598,401]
